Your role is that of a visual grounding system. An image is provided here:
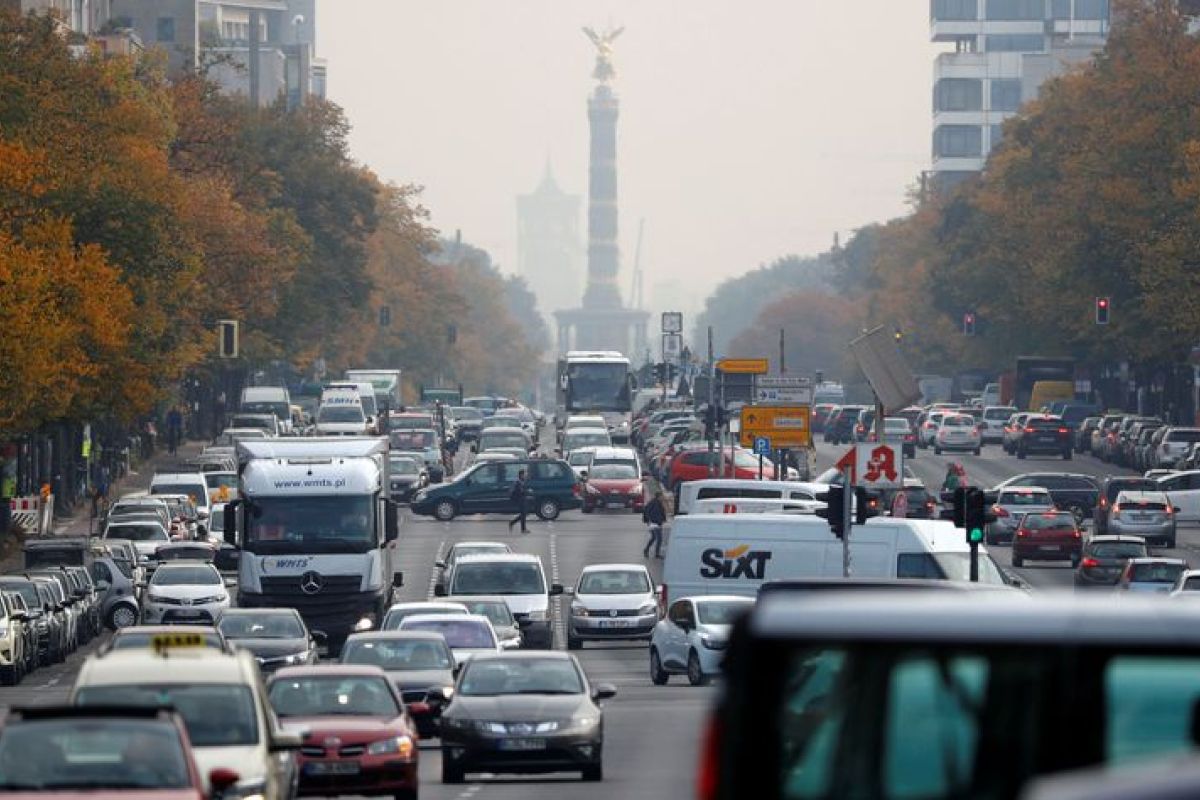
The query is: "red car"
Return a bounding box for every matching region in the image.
[1012,510,1082,568]
[0,705,221,799]
[582,462,646,513]
[268,666,419,800]
[668,447,764,488]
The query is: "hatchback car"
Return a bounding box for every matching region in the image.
[995,472,1099,522]
[433,542,512,594]
[1075,535,1149,589]
[411,459,580,522]
[387,454,428,503]
[217,608,321,673]
[435,652,615,783]
[934,414,981,455]
[1011,511,1082,568]
[141,561,230,626]
[981,406,1017,445]
[397,613,500,666]
[650,595,754,686]
[340,631,457,738]
[567,564,658,650]
[443,596,522,649]
[380,601,469,630]
[1169,569,1200,598]
[1014,415,1072,460]
[1094,476,1159,534]
[1117,557,1189,594]
[581,460,645,513]
[1106,490,1177,547]
[986,487,1056,545]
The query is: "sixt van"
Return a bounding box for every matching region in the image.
[660,514,1008,606]
[345,369,403,415]
[676,479,826,515]
[314,386,369,436]
[223,437,401,654]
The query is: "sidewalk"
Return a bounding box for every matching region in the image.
[52,440,207,537]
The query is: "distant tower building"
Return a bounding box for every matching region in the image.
[929,0,1109,191]
[516,162,583,322]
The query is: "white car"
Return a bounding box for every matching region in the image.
[917,412,946,448]
[981,406,1017,444]
[650,595,754,686]
[102,520,170,562]
[560,427,612,457]
[397,613,500,666]
[567,564,658,650]
[934,414,981,455]
[380,601,469,630]
[567,447,598,480]
[141,561,231,626]
[1169,569,1200,598]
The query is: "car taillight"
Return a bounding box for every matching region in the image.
[1058,427,1069,434]
[1024,426,1036,433]
[697,713,722,800]
[573,482,581,497]
[1111,504,1121,514]
[993,505,1008,517]
[1081,557,1099,569]
[1073,529,1081,539]
[1016,528,1028,537]
[1099,497,1108,508]
[1167,506,1175,515]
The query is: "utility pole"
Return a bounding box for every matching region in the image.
[249,10,261,107]
[841,466,853,577]
[707,326,715,477]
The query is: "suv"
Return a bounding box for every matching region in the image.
[435,553,563,649]
[994,473,1099,522]
[411,458,580,522]
[1014,415,1072,460]
[1074,416,1101,454]
[1001,412,1031,454]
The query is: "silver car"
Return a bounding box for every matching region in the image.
[89,556,140,629]
[1106,490,1177,547]
[985,487,1056,545]
[1117,557,1188,594]
[567,563,658,649]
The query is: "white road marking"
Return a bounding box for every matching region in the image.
[427,539,446,600]
[550,532,565,648]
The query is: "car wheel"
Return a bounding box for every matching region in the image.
[0,665,16,687]
[1013,554,1024,568]
[1063,450,1073,461]
[433,500,457,522]
[650,647,669,685]
[974,448,981,456]
[582,763,603,782]
[1017,448,1026,460]
[582,503,594,514]
[441,762,464,784]
[393,789,418,800]
[107,604,137,630]
[536,498,561,521]
[934,446,942,455]
[687,650,709,687]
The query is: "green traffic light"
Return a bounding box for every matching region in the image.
[968,528,984,544]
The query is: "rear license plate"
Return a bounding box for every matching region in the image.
[607,501,625,508]
[498,738,547,751]
[305,761,360,776]
[598,619,631,628]
[1039,545,1061,552]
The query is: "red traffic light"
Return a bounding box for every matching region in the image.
[1098,298,1109,308]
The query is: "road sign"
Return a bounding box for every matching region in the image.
[755,375,813,405]
[662,333,682,364]
[753,436,771,455]
[849,327,921,413]
[738,405,811,449]
[718,358,769,375]
[661,311,683,334]
[856,443,904,489]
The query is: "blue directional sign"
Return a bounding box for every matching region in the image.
[753,436,772,455]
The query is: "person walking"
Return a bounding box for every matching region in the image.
[508,469,530,533]
[643,490,668,558]
[941,462,966,492]
[166,406,183,456]
[91,463,110,519]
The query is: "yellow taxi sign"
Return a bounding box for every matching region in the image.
[717,358,769,375]
[151,632,207,652]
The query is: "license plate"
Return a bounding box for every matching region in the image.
[1039,545,1061,551]
[498,738,547,751]
[305,761,360,776]
[174,608,201,617]
[598,619,631,628]
[607,501,625,508]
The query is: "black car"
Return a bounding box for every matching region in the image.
[994,473,1099,521]
[826,406,867,445]
[216,608,321,673]
[1094,476,1159,535]
[388,454,429,503]
[341,630,457,739]
[1014,415,1073,460]
[1074,416,1101,454]
[410,458,582,522]
[435,651,615,783]
[1074,535,1148,588]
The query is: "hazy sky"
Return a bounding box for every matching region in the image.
[322,1,935,312]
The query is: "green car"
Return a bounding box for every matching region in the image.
[410,458,582,522]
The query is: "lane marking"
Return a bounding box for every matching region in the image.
[550,532,564,649]
[427,539,446,600]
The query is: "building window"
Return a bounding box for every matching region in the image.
[984,33,1046,51]
[934,125,984,158]
[932,0,977,20]
[990,124,1005,150]
[156,16,175,42]
[935,78,983,112]
[990,79,1022,111]
[985,0,1044,19]
[1052,0,1110,19]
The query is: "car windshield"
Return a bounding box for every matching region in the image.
[459,657,584,696]
[1130,563,1186,583]
[150,484,205,501]
[106,525,167,542]
[342,638,454,670]
[0,718,192,790]
[390,431,435,450]
[0,582,40,609]
[984,408,1016,420]
[389,457,422,475]
[451,562,545,595]
[696,599,754,625]
[219,613,305,639]
[204,473,238,491]
[999,492,1051,506]
[400,618,495,649]
[884,419,909,432]
[150,565,220,586]
[568,451,594,466]
[457,600,514,627]
[1089,543,1148,559]
[1021,513,1076,530]
[565,433,611,449]
[482,433,528,449]
[243,495,376,555]
[589,464,638,480]
[157,546,213,561]
[268,676,399,717]
[391,416,434,430]
[578,570,650,594]
[942,416,972,427]
[1108,480,1157,499]
[75,685,258,746]
[381,606,466,629]
[318,406,364,423]
[1167,430,1200,443]
[452,408,483,421]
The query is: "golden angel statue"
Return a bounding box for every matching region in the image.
[582,25,623,83]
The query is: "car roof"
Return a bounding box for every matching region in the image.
[565,427,610,435]
[271,664,388,680]
[78,648,254,686]
[1086,535,1147,544]
[345,631,449,643]
[387,601,468,611]
[449,541,510,550]
[401,613,492,627]
[751,592,1200,645]
[219,608,299,618]
[579,563,650,574]
[465,650,575,663]
[1126,557,1188,566]
[454,553,542,565]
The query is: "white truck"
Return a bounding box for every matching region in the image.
[223,437,402,653]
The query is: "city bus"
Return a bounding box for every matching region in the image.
[556,351,634,443]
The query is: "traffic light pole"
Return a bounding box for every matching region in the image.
[970,541,979,583]
[707,326,716,478]
[842,466,853,578]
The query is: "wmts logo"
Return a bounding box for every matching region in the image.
[699,545,772,580]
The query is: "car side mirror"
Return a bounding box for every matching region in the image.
[591,683,617,701]
[310,630,328,644]
[269,730,304,752]
[392,572,404,588]
[435,559,447,569]
[433,584,447,598]
[209,767,242,792]
[549,583,564,596]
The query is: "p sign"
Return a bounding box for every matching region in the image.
[753,436,772,456]
[856,444,903,489]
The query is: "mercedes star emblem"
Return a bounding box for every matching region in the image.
[300,571,323,595]
[609,609,618,618]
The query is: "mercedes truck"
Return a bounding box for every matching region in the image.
[223,437,402,653]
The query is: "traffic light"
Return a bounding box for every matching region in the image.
[1095,297,1110,325]
[217,319,238,359]
[950,487,967,528]
[893,327,903,343]
[815,485,847,539]
[854,487,878,525]
[962,312,976,337]
[378,305,391,327]
[964,488,987,544]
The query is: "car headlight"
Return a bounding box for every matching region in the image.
[146,593,168,604]
[570,603,588,617]
[354,615,376,632]
[701,635,727,651]
[525,609,548,622]
[566,714,598,731]
[282,651,309,666]
[439,716,471,731]
[196,594,227,604]
[367,735,415,759]
[637,603,658,616]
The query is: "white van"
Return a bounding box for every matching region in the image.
[676,479,825,515]
[326,381,379,424]
[239,386,292,434]
[661,514,1007,606]
[315,387,369,435]
[692,497,819,515]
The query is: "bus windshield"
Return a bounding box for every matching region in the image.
[566,362,631,412]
